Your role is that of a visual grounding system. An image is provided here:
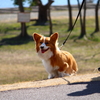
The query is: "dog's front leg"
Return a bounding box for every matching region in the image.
[48,74,55,79]
[48,71,59,79]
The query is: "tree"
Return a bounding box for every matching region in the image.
[18,0,28,38]
[91,0,100,36]
[75,0,87,40]
[77,0,83,38]
[48,0,54,36]
[67,0,73,31]
[79,0,87,38]
[33,0,54,25]
[14,0,30,38]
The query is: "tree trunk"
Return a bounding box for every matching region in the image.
[36,0,53,25]
[48,0,54,36]
[78,0,87,39]
[38,5,48,24]
[67,0,73,31]
[91,0,100,36]
[18,0,28,38]
[77,0,83,35]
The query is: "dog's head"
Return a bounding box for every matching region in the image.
[33,33,59,54]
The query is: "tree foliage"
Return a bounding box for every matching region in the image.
[13,0,26,5]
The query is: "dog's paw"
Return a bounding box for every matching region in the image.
[48,74,55,79]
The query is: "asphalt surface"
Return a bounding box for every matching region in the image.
[0,81,100,100]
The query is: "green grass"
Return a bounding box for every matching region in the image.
[0,18,100,85]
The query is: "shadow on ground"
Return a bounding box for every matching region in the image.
[67,76,100,96]
[0,35,33,46]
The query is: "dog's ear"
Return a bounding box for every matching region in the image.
[50,32,59,42]
[33,33,42,42]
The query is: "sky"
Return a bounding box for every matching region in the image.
[0,0,84,8]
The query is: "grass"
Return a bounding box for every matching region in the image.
[0,17,100,85]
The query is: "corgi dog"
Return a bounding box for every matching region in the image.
[33,32,78,79]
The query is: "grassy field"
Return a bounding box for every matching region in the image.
[0,18,100,85]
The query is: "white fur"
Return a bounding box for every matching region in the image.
[58,72,70,77]
[40,42,49,50]
[42,58,69,78]
[40,37,49,50]
[38,49,60,78]
[42,60,59,79]
[38,49,53,60]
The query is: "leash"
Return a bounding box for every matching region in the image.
[60,0,85,49]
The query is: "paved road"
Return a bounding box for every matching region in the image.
[0,9,100,22]
[0,81,100,100]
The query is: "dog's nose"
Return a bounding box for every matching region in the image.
[40,46,44,49]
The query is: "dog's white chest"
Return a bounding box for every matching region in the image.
[42,59,58,72]
[42,60,53,73]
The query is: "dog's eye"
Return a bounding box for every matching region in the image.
[40,42,43,44]
[45,42,49,45]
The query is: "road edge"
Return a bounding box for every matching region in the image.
[0,73,100,92]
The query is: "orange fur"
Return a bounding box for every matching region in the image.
[50,50,78,74]
[33,32,78,78]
